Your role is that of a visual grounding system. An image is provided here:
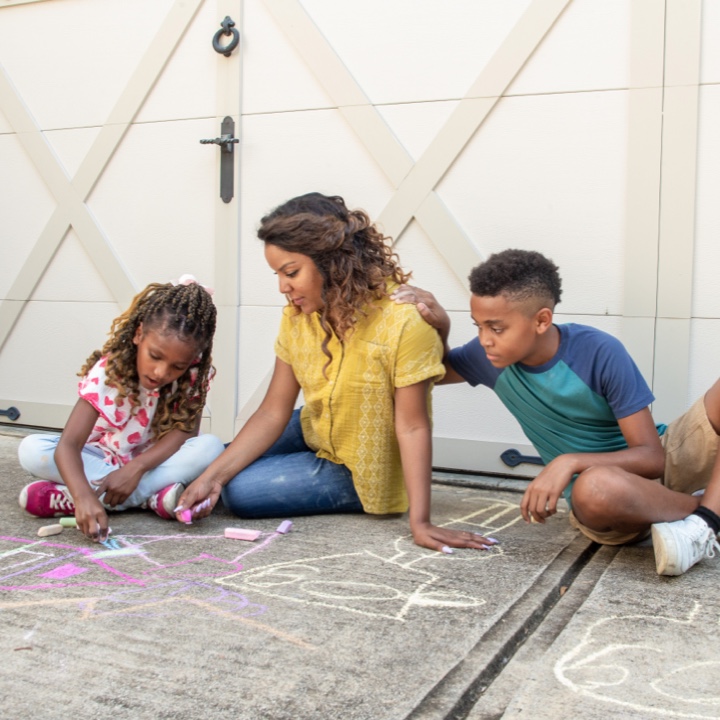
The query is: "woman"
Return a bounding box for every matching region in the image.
[176,192,492,552]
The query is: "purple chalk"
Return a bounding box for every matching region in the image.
[276,520,293,534]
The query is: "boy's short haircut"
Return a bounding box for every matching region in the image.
[468,249,562,308]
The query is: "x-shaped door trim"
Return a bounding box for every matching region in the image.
[264,0,571,287]
[0,0,204,351]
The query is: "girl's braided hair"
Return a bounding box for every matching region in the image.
[80,282,217,440]
[258,192,410,371]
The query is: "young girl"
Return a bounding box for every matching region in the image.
[17,277,225,542]
[176,193,493,553]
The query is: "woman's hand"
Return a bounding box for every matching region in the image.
[410,520,499,553]
[74,495,110,542]
[174,475,223,522]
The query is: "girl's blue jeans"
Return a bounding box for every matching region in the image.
[221,408,363,518]
[18,433,225,511]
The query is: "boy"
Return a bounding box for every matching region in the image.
[393,249,720,576]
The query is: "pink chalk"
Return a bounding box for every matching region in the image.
[224,528,261,541]
[179,509,192,524]
[276,520,293,534]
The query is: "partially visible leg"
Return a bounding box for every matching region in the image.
[116,434,225,513]
[698,379,720,514]
[652,384,720,575]
[571,466,699,535]
[221,451,363,518]
[18,434,115,517]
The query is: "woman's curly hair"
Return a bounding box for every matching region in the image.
[258,192,410,371]
[80,282,217,440]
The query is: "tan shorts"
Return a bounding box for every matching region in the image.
[570,395,718,545]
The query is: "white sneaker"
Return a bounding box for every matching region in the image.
[651,514,720,576]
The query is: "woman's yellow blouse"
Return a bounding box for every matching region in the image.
[274,291,445,514]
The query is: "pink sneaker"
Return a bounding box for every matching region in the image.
[147,483,183,520]
[19,481,76,518]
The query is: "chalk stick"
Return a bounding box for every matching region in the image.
[179,509,193,524]
[59,517,77,527]
[276,520,293,534]
[224,528,261,541]
[38,524,63,537]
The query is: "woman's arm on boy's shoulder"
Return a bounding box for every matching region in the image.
[55,399,110,541]
[391,285,466,385]
[175,357,301,518]
[394,381,495,551]
[520,407,665,523]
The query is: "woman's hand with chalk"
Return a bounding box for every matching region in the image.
[173,476,222,523]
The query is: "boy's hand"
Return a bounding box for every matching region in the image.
[174,476,223,522]
[95,466,142,507]
[391,285,451,338]
[74,495,110,542]
[410,520,498,553]
[520,456,576,523]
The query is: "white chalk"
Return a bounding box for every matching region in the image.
[37,524,63,537]
[224,528,261,541]
[441,546,454,555]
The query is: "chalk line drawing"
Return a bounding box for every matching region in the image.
[0,532,317,650]
[555,602,720,718]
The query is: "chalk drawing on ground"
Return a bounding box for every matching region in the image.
[216,498,527,622]
[555,601,720,718]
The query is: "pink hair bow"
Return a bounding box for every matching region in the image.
[172,273,215,297]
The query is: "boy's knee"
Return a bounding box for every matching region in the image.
[571,466,624,516]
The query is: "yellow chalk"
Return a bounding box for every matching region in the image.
[38,524,63,537]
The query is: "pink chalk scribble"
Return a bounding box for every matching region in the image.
[39,563,88,580]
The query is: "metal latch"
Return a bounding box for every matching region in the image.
[200,116,239,203]
[0,406,20,421]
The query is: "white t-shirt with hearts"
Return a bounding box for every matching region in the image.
[78,356,159,467]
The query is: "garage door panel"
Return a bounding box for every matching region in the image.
[0,300,117,406]
[239,108,395,308]
[87,118,217,290]
[700,0,720,84]
[0,0,175,131]
[31,232,116,303]
[0,135,57,297]
[136,1,221,124]
[241,0,333,115]
[43,127,103,183]
[437,91,628,317]
[509,0,631,95]
[298,0,533,106]
[692,85,720,318]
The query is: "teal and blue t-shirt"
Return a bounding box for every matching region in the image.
[448,323,666,504]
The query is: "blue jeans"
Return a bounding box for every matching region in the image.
[221,409,363,518]
[18,433,225,511]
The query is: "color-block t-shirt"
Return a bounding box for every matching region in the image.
[448,323,666,469]
[274,288,445,514]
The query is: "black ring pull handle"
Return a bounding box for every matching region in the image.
[0,406,20,422]
[212,16,240,57]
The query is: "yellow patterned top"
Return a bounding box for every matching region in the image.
[274,287,445,514]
